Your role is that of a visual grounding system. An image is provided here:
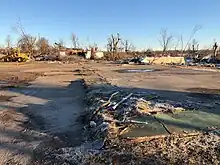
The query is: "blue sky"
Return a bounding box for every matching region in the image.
[0,0,220,50]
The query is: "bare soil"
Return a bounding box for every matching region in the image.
[0,61,219,164]
[0,72,40,88]
[0,62,87,164]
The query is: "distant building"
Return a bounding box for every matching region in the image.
[59,48,85,56]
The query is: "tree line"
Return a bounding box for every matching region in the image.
[2,20,218,58]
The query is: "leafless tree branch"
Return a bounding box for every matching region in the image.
[183,25,202,52]
[36,37,50,55]
[159,29,173,52]
[71,33,79,48]
[107,33,122,53]
[5,35,11,48]
[192,39,199,52]
[55,39,65,50]
[12,18,36,56]
[122,40,135,52]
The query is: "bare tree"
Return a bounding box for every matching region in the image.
[71,33,79,48]
[107,33,122,53]
[59,39,65,48]
[188,43,192,51]
[122,39,135,52]
[55,39,65,49]
[124,40,129,52]
[213,41,218,58]
[36,37,50,55]
[6,35,11,48]
[12,18,36,56]
[174,34,184,52]
[5,35,12,55]
[174,37,180,51]
[183,25,202,52]
[180,35,184,51]
[17,35,36,54]
[159,29,173,52]
[192,39,199,52]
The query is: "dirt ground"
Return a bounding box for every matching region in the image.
[0,61,219,164]
[0,62,87,164]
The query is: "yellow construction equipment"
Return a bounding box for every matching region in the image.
[0,48,30,62]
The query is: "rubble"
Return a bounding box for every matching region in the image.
[116,52,220,71]
[81,80,220,164]
[34,54,59,61]
[70,66,220,164]
[117,57,145,65]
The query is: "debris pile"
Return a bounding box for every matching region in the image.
[37,67,220,164]
[86,87,186,139]
[81,85,220,164]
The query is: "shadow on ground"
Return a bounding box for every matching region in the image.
[0,79,87,164]
[0,78,219,164]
